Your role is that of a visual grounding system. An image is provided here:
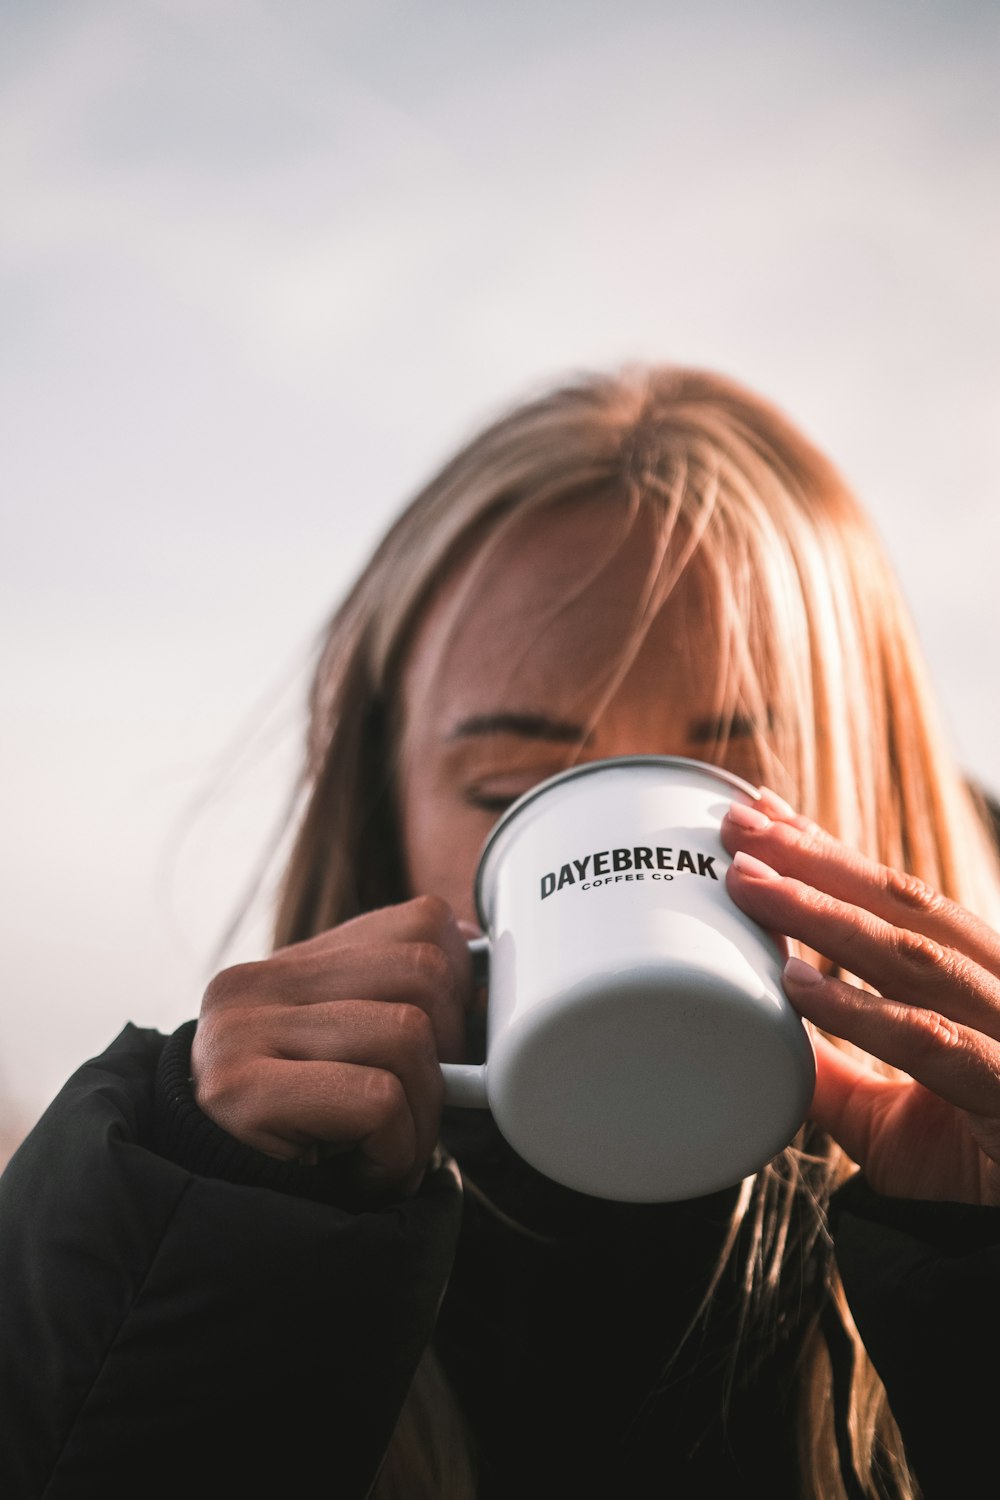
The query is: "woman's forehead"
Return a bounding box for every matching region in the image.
[400,501,715,733]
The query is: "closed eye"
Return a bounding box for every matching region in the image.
[463,789,521,814]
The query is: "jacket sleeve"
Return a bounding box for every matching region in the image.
[0,1022,463,1500]
[831,1173,1000,1500]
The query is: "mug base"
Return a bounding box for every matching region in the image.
[489,970,815,1202]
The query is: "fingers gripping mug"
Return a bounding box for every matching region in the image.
[440,756,815,1202]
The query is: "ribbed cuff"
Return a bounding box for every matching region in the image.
[153,1019,392,1210]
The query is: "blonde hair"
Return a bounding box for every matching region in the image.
[273,365,1000,1498]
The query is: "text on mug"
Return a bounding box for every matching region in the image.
[540,846,718,899]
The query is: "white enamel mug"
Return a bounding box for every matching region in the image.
[440,755,815,1202]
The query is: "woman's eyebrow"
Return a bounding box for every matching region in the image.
[447,712,588,743]
[688,713,764,742]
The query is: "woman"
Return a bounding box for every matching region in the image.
[2,364,999,1499]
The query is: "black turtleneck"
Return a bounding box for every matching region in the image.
[437,1105,821,1498]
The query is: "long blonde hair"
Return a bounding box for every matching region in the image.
[273,365,1000,1498]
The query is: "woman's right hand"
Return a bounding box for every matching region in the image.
[190,895,475,1197]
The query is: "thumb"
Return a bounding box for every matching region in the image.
[807,1030,904,1170]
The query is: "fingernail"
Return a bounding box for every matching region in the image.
[757,786,799,820]
[732,850,780,880]
[783,956,825,986]
[727,800,771,831]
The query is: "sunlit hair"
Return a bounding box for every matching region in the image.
[272,365,1000,1500]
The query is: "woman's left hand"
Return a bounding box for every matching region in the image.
[722,789,1000,1206]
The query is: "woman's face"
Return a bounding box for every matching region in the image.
[398,500,760,925]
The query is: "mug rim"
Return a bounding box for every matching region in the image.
[473,753,761,926]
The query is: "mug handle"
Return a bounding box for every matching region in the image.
[439,936,490,1109]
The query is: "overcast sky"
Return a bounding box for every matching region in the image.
[3,0,999,1149]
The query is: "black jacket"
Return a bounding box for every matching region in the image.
[1,1021,998,1498]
